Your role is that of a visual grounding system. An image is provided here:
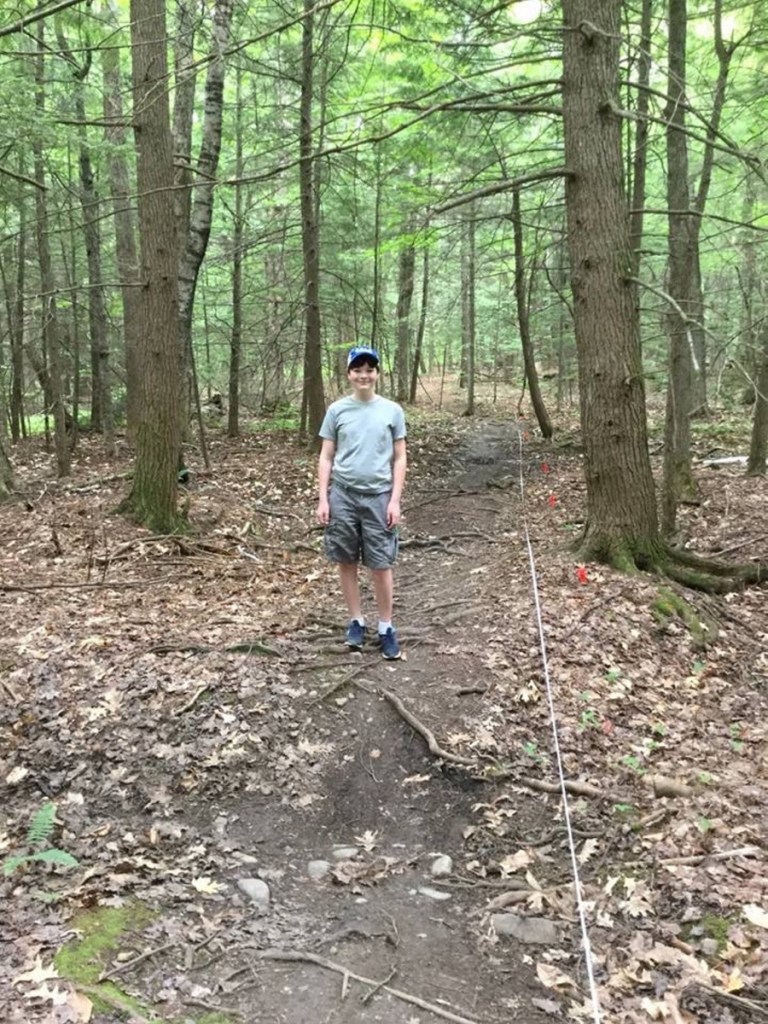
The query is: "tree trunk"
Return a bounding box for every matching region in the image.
[661,0,697,536]
[228,62,244,438]
[628,0,652,279]
[409,234,430,403]
[0,435,13,500]
[746,323,768,476]
[465,208,476,416]
[76,86,113,446]
[33,20,69,477]
[512,188,552,439]
[299,0,326,441]
[561,0,660,567]
[395,231,415,403]
[102,0,142,438]
[688,0,734,415]
[121,0,183,533]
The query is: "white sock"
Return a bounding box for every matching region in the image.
[352,616,365,626]
[378,620,392,635]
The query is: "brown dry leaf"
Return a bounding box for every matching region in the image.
[536,963,576,991]
[65,991,93,1023]
[13,957,59,986]
[499,849,535,875]
[577,838,599,864]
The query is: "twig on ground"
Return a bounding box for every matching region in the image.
[711,533,768,557]
[381,689,477,766]
[479,771,611,800]
[308,666,368,706]
[689,982,768,1019]
[179,683,210,714]
[253,949,488,1024]
[0,574,186,592]
[99,941,179,981]
[658,845,762,867]
[456,685,488,696]
[405,488,482,511]
[438,604,485,626]
[1,678,19,702]
[361,966,397,1005]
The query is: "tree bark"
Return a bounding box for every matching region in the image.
[628,0,652,279]
[228,61,244,438]
[662,0,697,536]
[395,230,415,403]
[102,0,141,438]
[512,188,552,439]
[33,19,69,476]
[747,323,768,476]
[299,0,326,441]
[561,0,659,566]
[121,0,183,533]
[409,231,430,403]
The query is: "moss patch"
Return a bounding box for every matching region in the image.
[55,905,237,1023]
[651,586,715,649]
[55,904,157,1019]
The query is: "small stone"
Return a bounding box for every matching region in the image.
[237,877,270,910]
[430,855,453,877]
[332,846,359,861]
[307,860,331,881]
[417,886,452,901]
[491,914,559,944]
[700,938,720,957]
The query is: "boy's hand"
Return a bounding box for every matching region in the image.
[316,497,330,525]
[386,499,402,528]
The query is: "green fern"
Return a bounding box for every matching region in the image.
[2,802,79,877]
[27,802,57,846]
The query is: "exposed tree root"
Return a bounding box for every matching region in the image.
[578,534,765,594]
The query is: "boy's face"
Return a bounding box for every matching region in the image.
[347,359,379,395]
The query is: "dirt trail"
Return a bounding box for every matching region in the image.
[182,418,564,1023]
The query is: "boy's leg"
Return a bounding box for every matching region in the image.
[338,562,363,620]
[370,567,393,623]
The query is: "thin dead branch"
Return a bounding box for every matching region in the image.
[253,949,488,1024]
[380,689,477,766]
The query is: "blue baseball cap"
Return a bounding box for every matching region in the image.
[347,345,379,369]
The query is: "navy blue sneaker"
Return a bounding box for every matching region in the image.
[379,627,401,660]
[345,620,366,650]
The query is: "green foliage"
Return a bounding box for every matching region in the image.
[3,802,79,877]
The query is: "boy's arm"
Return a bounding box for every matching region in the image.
[316,438,336,524]
[386,438,407,527]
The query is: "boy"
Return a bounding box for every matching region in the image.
[316,345,407,659]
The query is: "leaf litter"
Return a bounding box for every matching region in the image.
[0,406,766,1024]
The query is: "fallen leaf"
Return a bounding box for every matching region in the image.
[499,849,535,875]
[744,904,768,929]
[536,963,576,990]
[13,958,59,986]
[577,838,599,864]
[191,876,224,895]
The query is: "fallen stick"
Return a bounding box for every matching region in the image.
[482,771,609,800]
[361,966,397,1005]
[380,690,477,766]
[308,666,368,706]
[690,982,768,1019]
[658,845,762,867]
[254,949,488,1024]
[1,678,19,702]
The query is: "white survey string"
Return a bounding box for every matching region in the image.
[515,426,603,1024]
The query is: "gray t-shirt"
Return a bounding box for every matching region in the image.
[319,394,406,494]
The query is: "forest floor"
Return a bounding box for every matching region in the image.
[1,385,767,1024]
